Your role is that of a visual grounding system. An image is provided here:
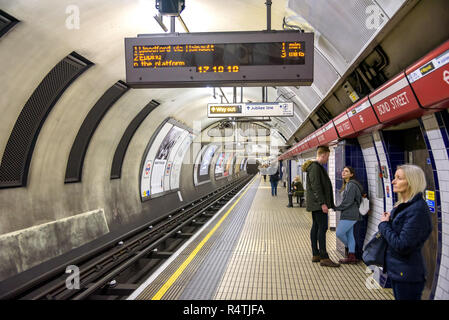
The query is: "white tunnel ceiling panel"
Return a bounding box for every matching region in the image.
[285,113,299,131]
[289,86,321,113]
[288,0,389,63]
[314,33,348,76]
[277,87,309,121]
[282,117,296,137]
[271,119,291,139]
[375,0,407,18]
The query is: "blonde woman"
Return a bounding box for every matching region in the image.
[378,164,432,300]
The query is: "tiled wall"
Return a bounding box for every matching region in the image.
[420,112,449,300]
[328,147,337,230]
[372,131,395,213]
[333,140,369,259]
[357,134,386,245]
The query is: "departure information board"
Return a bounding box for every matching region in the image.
[125,31,313,88]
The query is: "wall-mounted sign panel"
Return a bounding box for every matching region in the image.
[140,119,192,201]
[240,157,247,171]
[170,132,193,190]
[369,72,424,125]
[316,121,339,146]
[125,31,314,88]
[333,111,356,138]
[307,133,319,149]
[140,122,173,199]
[224,153,235,177]
[406,40,449,110]
[243,158,248,171]
[347,97,381,133]
[151,125,187,195]
[214,152,226,178]
[207,102,294,118]
[194,144,218,186]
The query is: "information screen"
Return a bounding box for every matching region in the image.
[125,31,314,88]
[132,42,305,71]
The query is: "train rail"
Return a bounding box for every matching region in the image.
[0,175,254,300]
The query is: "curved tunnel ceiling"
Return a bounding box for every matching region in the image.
[0,0,426,161]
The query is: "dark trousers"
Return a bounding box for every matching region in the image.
[310,210,329,259]
[270,180,278,196]
[391,280,425,300]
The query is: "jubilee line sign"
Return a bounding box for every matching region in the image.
[207,102,294,118]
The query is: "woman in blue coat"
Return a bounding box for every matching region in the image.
[378,164,432,300]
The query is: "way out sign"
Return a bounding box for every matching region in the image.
[207,102,294,118]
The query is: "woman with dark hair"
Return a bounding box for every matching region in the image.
[335,166,363,264]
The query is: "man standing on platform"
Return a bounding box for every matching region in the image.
[302,146,340,267]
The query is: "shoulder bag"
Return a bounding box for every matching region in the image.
[362,231,387,267]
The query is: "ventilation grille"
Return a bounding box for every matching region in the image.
[0,52,93,188]
[65,81,129,183]
[0,10,19,38]
[111,99,160,179]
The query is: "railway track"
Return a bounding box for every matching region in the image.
[0,175,254,300]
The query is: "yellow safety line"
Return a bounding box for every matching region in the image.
[151,177,257,300]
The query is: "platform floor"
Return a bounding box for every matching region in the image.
[130,175,394,300]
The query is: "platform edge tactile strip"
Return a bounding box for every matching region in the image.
[134,176,259,300]
[178,178,261,299]
[212,176,394,300]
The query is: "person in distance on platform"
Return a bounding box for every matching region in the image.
[378,164,432,300]
[292,175,305,206]
[334,166,363,264]
[269,169,280,196]
[302,146,340,267]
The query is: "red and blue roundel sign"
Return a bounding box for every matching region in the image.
[144,161,152,177]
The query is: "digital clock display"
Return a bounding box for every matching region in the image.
[132,42,306,72]
[125,31,314,88]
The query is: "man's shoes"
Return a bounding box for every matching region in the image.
[312,255,320,263]
[339,253,359,264]
[320,258,340,267]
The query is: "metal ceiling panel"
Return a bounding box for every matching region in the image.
[277,87,310,120]
[288,0,389,63]
[312,48,341,97]
[375,0,407,18]
[289,85,322,112]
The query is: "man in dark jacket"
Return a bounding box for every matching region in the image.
[302,146,339,267]
[269,169,280,196]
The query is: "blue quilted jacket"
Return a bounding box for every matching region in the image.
[378,193,432,282]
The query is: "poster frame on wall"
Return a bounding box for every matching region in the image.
[194,143,219,186]
[214,151,228,180]
[139,117,193,202]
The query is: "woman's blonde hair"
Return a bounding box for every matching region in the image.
[395,164,427,205]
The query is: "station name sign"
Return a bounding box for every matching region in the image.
[125,31,313,88]
[207,102,294,118]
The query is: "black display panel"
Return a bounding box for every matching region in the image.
[132,42,305,70]
[125,31,313,88]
